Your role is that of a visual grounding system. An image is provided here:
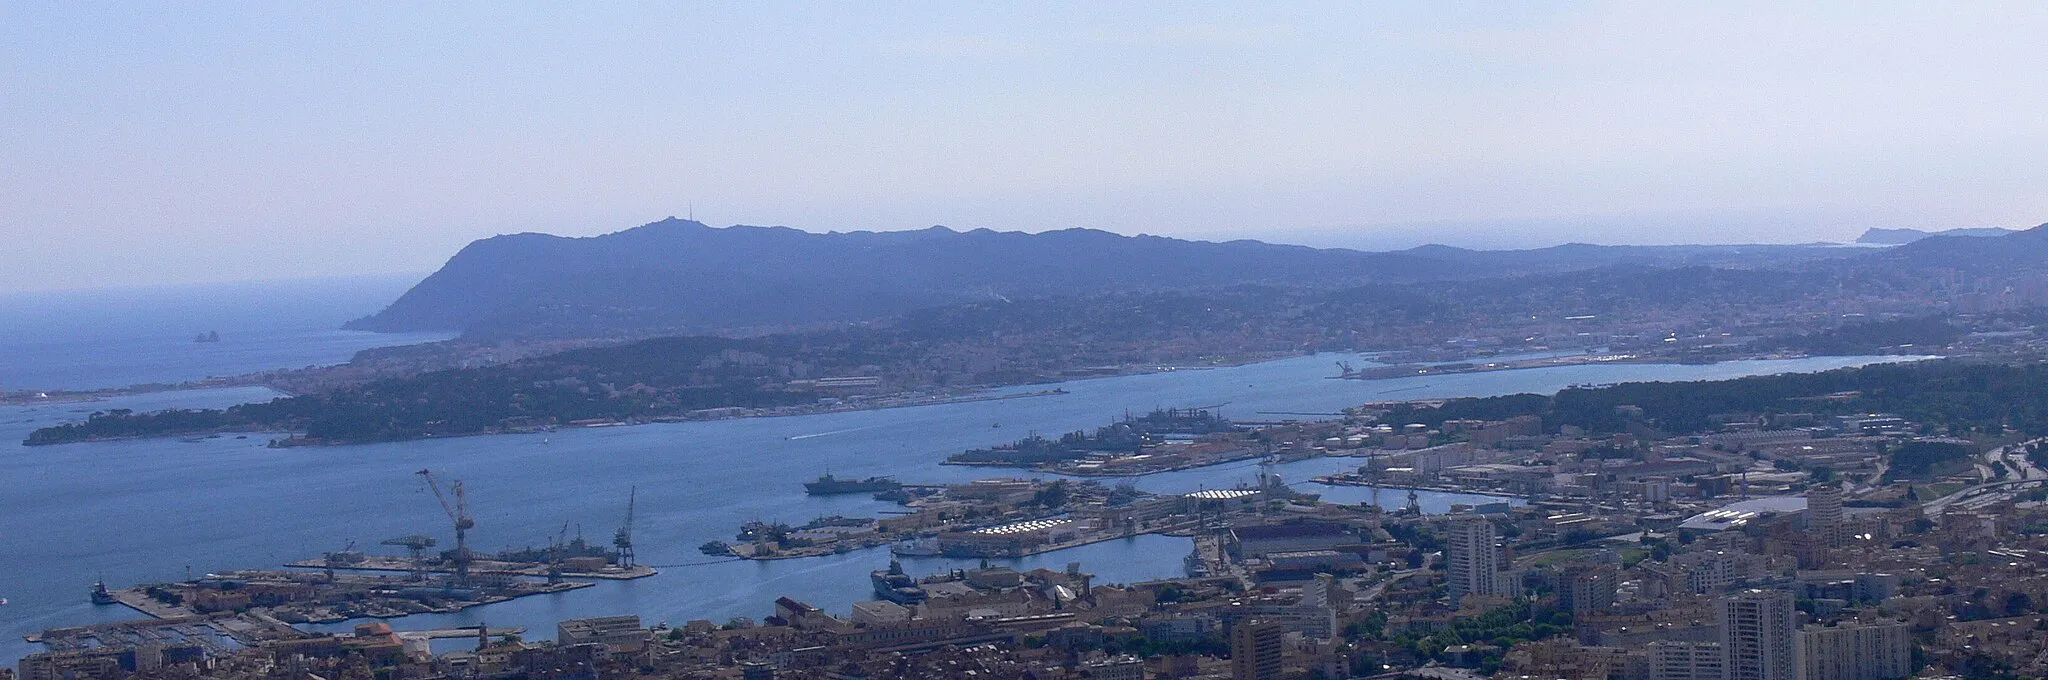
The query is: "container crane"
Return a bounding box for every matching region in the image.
[416,468,474,585]
[613,486,637,569]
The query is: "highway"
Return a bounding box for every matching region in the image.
[1922,438,2048,516]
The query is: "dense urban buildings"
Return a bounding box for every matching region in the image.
[23,366,2048,679]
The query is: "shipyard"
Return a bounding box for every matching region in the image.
[710,472,1315,562]
[36,369,2048,679]
[21,468,653,668]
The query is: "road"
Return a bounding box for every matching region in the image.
[1923,438,2048,516]
[1353,552,1436,603]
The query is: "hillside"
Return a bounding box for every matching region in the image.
[1854,226,2018,245]
[1394,241,1864,273]
[1865,223,2048,273]
[35,266,1888,446]
[346,219,1874,339]
[345,219,1450,338]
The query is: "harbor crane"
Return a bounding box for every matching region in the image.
[322,540,359,582]
[381,534,438,582]
[546,521,570,584]
[416,469,474,585]
[613,486,637,569]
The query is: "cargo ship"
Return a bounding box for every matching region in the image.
[803,473,901,495]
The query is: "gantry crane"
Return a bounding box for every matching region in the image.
[416,469,474,585]
[613,486,637,569]
[382,534,438,582]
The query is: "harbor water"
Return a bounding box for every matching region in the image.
[0,285,1921,662]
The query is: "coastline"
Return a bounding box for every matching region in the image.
[13,349,1926,448]
[11,350,1305,447]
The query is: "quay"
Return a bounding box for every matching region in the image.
[1310,473,1526,499]
[95,568,597,628]
[404,626,526,640]
[109,587,197,619]
[283,555,657,580]
[30,613,310,653]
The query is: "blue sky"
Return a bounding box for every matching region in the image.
[5,3,2048,292]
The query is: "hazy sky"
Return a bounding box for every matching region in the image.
[6,3,2048,293]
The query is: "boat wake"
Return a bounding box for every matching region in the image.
[787,425,883,441]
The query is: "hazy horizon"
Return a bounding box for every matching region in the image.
[0,215,2032,296]
[7,3,2048,293]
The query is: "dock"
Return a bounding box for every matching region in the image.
[283,555,657,580]
[93,569,597,628]
[400,626,526,640]
[109,587,199,619]
[1310,474,1526,499]
[31,614,311,653]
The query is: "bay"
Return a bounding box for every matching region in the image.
[0,350,1914,662]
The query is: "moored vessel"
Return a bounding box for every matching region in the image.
[90,578,116,605]
[803,473,901,495]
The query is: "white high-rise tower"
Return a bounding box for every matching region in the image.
[1807,483,1844,547]
[1443,514,1501,604]
[1721,588,1797,680]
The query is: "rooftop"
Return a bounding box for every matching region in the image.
[971,518,1074,535]
[1231,522,1349,540]
[1184,488,1261,500]
[1677,496,1806,532]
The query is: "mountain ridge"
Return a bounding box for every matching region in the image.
[1855,226,2019,244]
[348,218,2038,339]
[346,219,1453,338]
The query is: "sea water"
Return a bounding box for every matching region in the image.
[0,275,449,391]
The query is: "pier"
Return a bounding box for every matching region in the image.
[283,555,657,580]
